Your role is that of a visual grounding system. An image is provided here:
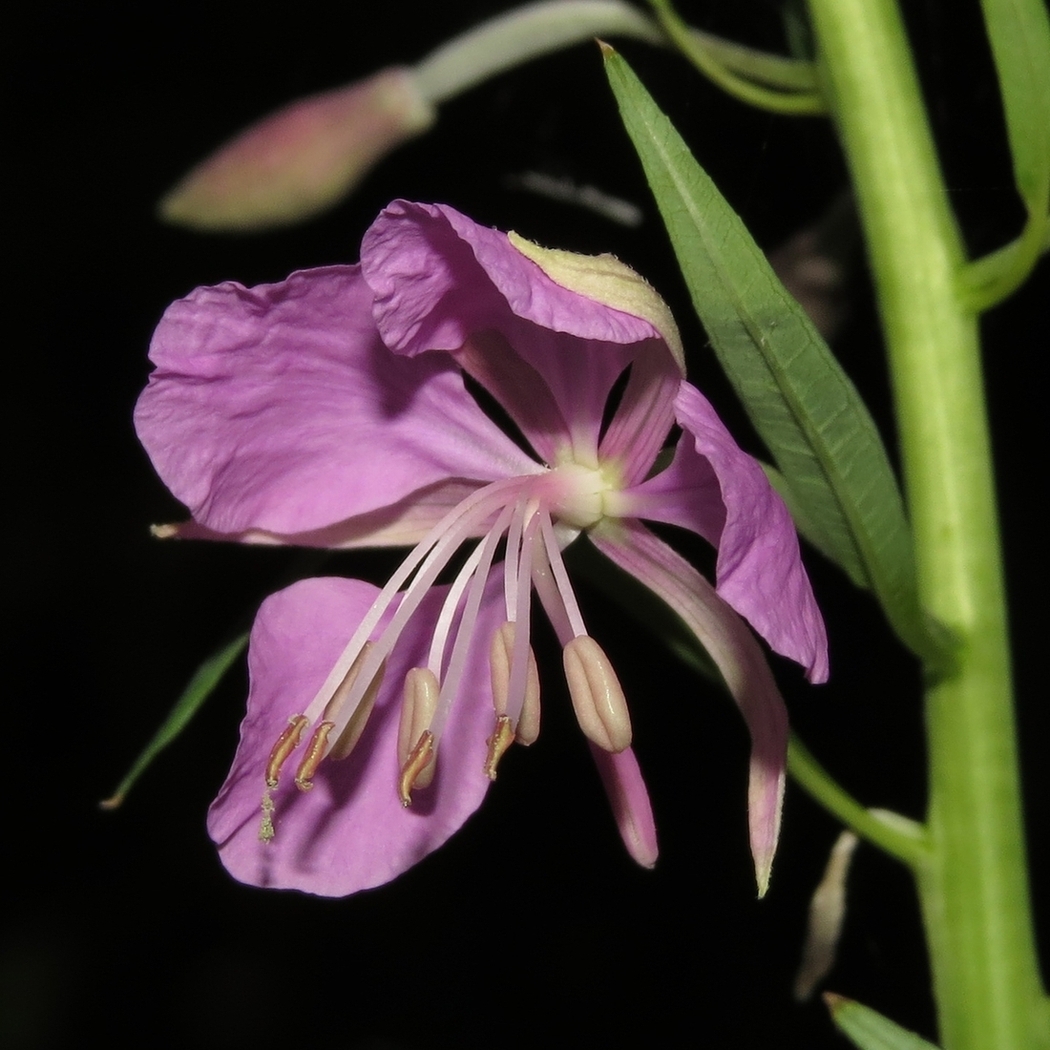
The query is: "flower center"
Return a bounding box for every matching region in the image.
[258,457,632,839]
[543,460,618,532]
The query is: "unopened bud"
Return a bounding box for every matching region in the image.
[563,635,632,753]
[160,68,435,232]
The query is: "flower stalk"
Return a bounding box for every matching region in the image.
[805,0,1047,1046]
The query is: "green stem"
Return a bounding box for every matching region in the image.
[805,0,1046,1048]
[787,736,926,867]
[413,0,666,104]
[647,0,826,114]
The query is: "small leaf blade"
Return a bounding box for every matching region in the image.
[100,632,249,809]
[979,0,1050,217]
[825,993,941,1050]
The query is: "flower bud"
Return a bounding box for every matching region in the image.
[159,68,435,232]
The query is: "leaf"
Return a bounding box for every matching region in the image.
[824,994,941,1050]
[602,47,951,670]
[980,0,1050,215]
[100,632,249,809]
[963,0,1050,306]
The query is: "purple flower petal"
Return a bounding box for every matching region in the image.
[207,575,502,896]
[624,382,828,683]
[591,521,788,896]
[361,200,661,466]
[135,265,537,536]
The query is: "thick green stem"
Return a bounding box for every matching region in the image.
[805,0,1046,1047]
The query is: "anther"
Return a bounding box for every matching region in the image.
[294,721,335,791]
[398,731,435,807]
[489,621,541,745]
[327,651,387,762]
[265,714,309,788]
[563,635,632,753]
[484,715,516,780]
[398,667,440,772]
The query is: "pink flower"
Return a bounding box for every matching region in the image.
[135,200,827,898]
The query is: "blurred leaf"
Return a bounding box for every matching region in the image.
[965,0,1050,306]
[100,632,249,810]
[825,994,941,1050]
[979,0,1050,214]
[602,47,951,671]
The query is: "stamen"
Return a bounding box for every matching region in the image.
[398,667,440,792]
[321,640,385,762]
[563,635,632,753]
[398,731,435,807]
[322,642,377,722]
[427,540,488,678]
[294,721,335,791]
[429,504,516,742]
[327,658,387,761]
[539,515,588,639]
[489,620,541,745]
[484,715,516,780]
[398,668,439,761]
[302,476,531,724]
[265,714,309,788]
[503,496,530,620]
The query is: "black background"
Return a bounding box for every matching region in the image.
[7,1,1047,1047]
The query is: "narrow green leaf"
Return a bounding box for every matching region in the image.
[602,47,951,670]
[980,0,1050,213]
[962,0,1050,307]
[825,994,941,1050]
[100,632,249,809]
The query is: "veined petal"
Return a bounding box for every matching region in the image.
[624,382,828,683]
[591,521,787,897]
[208,575,503,897]
[361,200,666,467]
[135,265,537,536]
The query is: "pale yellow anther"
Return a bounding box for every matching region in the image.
[327,646,387,761]
[489,621,541,746]
[265,714,309,788]
[398,731,435,807]
[484,715,516,781]
[398,667,440,765]
[294,721,335,792]
[563,635,632,753]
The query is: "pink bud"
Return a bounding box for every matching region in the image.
[159,68,435,232]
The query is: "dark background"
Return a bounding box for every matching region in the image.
[7,1,1047,1047]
